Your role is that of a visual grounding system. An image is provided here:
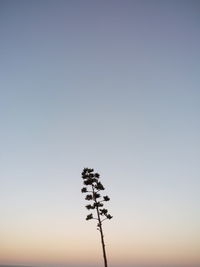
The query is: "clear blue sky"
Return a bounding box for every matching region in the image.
[0,1,200,267]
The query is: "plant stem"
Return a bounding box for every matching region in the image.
[92,186,108,267]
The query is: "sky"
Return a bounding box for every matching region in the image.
[0,0,200,267]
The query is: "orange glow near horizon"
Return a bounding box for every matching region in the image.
[1,229,200,267]
[1,210,200,267]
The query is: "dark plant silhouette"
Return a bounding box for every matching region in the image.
[81,168,112,267]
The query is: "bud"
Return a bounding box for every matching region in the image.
[95,182,105,190]
[100,208,108,215]
[81,187,87,193]
[94,193,101,199]
[85,204,94,210]
[86,213,93,220]
[107,214,113,220]
[85,194,93,201]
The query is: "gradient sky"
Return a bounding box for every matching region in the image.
[0,1,200,267]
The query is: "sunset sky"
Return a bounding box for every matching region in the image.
[0,1,200,267]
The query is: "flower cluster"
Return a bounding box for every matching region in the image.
[81,168,113,224]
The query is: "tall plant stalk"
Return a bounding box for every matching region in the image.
[81,168,112,267]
